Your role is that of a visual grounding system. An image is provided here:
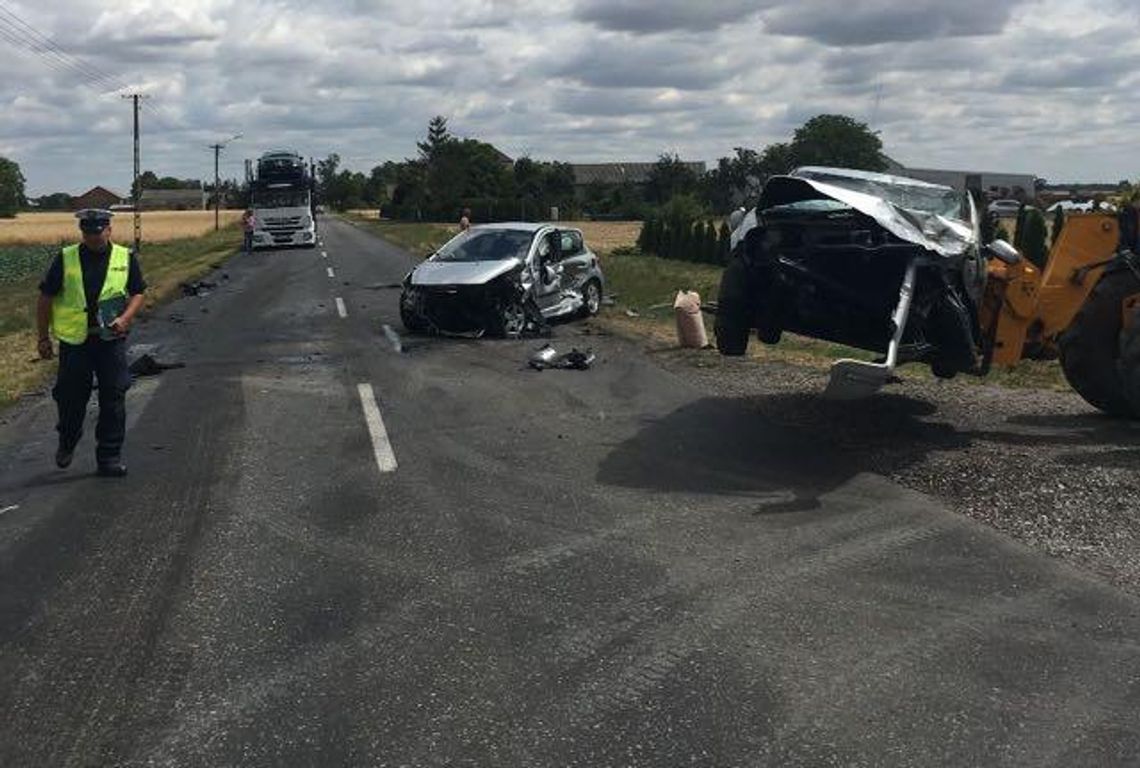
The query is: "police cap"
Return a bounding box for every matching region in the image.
[75,208,114,232]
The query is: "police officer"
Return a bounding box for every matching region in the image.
[35,209,147,477]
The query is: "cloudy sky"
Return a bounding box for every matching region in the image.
[2,0,1138,196]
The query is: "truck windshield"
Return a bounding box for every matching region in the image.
[253,191,309,208]
[434,229,534,263]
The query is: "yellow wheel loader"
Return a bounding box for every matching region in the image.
[981,209,1140,417]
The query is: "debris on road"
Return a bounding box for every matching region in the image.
[382,324,404,353]
[128,354,186,378]
[625,309,640,318]
[180,280,217,297]
[365,282,403,290]
[528,344,596,371]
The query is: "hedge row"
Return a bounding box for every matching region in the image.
[636,217,734,265]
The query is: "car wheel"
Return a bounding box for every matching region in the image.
[579,279,602,317]
[491,298,527,338]
[714,258,753,356]
[399,290,428,333]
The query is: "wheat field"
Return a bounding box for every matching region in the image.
[0,211,244,245]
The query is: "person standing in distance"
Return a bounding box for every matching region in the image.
[458,207,472,232]
[241,208,256,254]
[36,209,147,477]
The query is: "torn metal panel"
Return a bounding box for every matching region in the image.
[734,166,976,259]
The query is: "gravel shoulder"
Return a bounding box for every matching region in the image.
[598,318,1140,596]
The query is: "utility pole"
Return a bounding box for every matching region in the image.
[209,133,242,230]
[122,93,148,253]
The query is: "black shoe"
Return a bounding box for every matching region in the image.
[55,445,75,469]
[96,463,128,478]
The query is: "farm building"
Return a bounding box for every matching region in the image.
[138,189,206,211]
[71,186,125,211]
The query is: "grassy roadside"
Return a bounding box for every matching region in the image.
[347,219,1069,391]
[0,226,242,405]
[342,213,455,258]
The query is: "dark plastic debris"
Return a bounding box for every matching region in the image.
[128,354,186,377]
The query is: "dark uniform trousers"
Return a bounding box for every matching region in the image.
[53,336,130,463]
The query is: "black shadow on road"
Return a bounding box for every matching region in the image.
[597,393,969,513]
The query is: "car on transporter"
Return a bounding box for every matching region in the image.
[399,223,605,337]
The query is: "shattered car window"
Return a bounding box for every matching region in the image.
[435,230,534,263]
[794,169,964,219]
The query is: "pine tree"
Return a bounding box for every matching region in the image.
[718,222,732,263]
[1021,208,1050,271]
[1013,203,1028,251]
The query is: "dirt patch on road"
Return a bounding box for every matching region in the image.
[624,339,1140,596]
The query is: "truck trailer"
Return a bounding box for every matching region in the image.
[250,150,317,249]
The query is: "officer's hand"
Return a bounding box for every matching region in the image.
[110,316,130,336]
[37,338,54,360]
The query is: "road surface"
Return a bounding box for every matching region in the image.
[1,217,1138,767]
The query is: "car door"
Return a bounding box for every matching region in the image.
[556,230,590,292]
[530,229,563,312]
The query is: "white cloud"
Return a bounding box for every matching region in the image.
[0,0,1136,195]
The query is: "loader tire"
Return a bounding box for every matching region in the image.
[1058,267,1140,418]
[1118,310,1140,416]
[714,257,753,356]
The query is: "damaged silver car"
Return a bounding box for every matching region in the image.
[400,223,605,337]
[715,166,995,398]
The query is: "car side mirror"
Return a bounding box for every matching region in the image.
[985,239,1021,265]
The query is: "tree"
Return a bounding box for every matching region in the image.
[702,147,763,212]
[645,153,700,205]
[417,115,454,163]
[34,192,73,211]
[1052,206,1065,245]
[1020,208,1049,271]
[757,142,796,179]
[0,156,27,217]
[788,114,887,172]
[316,154,341,201]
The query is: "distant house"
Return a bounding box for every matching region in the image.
[882,158,1037,200]
[71,186,125,211]
[138,189,206,211]
[570,161,707,196]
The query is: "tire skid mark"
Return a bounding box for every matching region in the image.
[562,512,958,722]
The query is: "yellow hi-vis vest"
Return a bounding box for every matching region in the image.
[51,243,130,344]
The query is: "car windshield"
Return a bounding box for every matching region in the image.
[796,170,964,219]
[434,229,534,263]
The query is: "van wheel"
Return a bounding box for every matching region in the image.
[715,258,752,355]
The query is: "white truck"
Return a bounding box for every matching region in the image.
[250,150,317,249]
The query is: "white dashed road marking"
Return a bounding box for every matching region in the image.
[357,383,397,473]
[321,251,327,258]
[335,297,347,318]
[326,267,335,278]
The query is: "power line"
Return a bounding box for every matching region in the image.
[0,1,180,129]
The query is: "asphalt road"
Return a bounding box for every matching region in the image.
[2,217,1139,767]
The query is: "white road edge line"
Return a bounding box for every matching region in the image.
[326,266,335,278]
[357,383,397,473]
[335,297,347,318]
[0,504,18,515]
